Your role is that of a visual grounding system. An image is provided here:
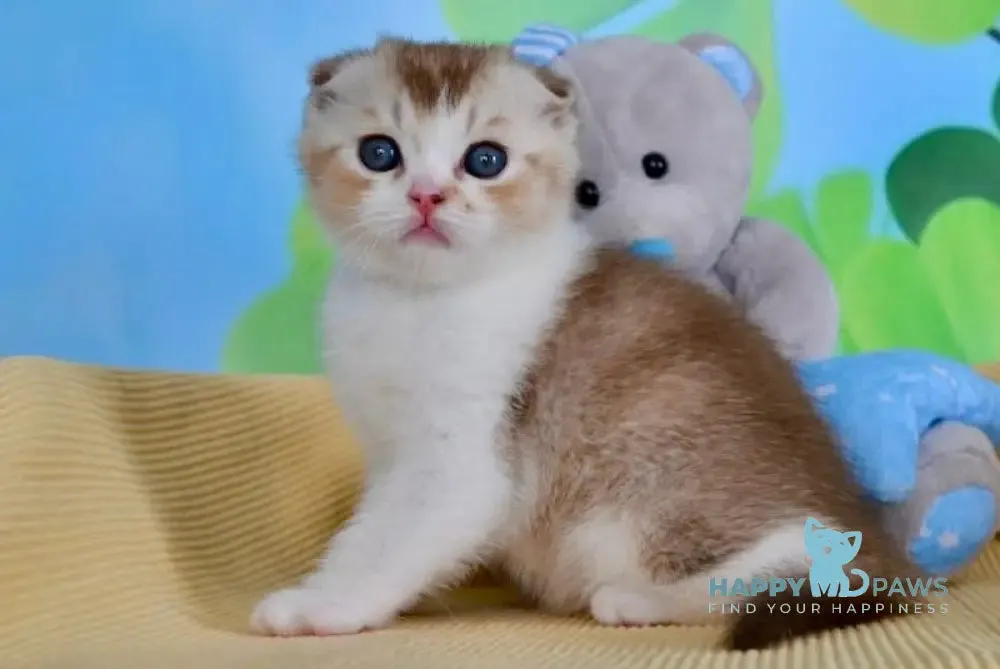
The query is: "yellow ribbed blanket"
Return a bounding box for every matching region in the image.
[2,356,999,669]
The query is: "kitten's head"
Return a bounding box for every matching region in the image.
[299,39,580,286]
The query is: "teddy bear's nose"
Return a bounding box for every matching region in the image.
[629,238,675,262]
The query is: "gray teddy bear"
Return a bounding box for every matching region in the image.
[514,25,839,361]
[511,24,1000,576]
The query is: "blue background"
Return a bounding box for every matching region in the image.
[1,0,998,371]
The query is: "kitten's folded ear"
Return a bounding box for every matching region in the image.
[510,25,580,128]
[533,67,574,103]
[306,49,367,110]
[531,66,575,128]
[308,57,339,88]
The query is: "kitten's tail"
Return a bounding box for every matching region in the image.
[724,560,922,651]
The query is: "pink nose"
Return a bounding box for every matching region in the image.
[407,186,446,215]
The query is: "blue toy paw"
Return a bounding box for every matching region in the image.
[796,350,1000,503]
[908,486,997,575]
[629,238,674,261]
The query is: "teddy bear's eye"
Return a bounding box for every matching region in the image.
[575,180,600,209]
[642,152,669,179]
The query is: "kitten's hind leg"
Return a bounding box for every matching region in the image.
[589,521,809,627]
[590,581,690,627]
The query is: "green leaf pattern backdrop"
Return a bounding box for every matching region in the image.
[223,0,1000,374]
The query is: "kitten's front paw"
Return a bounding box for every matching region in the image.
[250,585,394,637]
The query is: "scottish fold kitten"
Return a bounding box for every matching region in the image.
[250,39,918,650]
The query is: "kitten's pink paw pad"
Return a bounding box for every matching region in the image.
[589,585,665,627]
[250,586,387,637]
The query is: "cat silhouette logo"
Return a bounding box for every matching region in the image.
[804,517,870,598]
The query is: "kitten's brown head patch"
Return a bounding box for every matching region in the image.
[379,39,502,113]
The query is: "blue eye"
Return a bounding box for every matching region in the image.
[358,135,402,173]
[463,142,508,180]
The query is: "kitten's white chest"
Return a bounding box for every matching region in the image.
[324,279,510,393]
[320,265,564,460]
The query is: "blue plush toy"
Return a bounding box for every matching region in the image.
[797,352,1000,574]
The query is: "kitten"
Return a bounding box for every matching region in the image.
[250,38,919,650]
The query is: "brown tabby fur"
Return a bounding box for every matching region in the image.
[504,248,920,649]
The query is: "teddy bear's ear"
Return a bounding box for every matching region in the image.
[679,33,762,118]
[511,23,579,68]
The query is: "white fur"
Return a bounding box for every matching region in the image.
[587,520,810,627]
[252,44,584,635]
[502,508,649,614]
[250,220,591,635]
